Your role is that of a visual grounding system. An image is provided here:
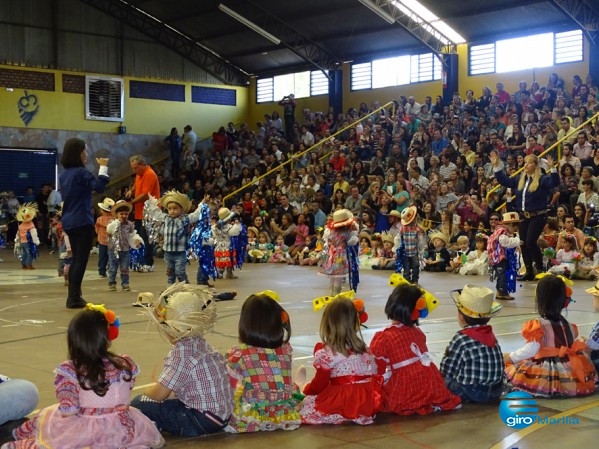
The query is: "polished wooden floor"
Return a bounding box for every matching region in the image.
[1,248,599,448]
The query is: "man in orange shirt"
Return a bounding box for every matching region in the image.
[126,155,160,272]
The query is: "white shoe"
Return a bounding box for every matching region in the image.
[141,265,155,273]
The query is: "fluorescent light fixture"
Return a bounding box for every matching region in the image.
[357,0,395,24]
[391,0,465,44]
[218,4,281,45]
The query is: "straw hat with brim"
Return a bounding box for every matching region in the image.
[98,198,115,212]
[247,227,259,237]
[145,283,216,341]
[218,207,235,222]
[389,210,402,219]
[359,232,372,245]
[451,285,503,318]
[248,249,265,259]
[161,190,191,213]
[16,202,38,222]
[502,212,522,224]
[332,209,354,228]
[586,280,599,295]
[401,206,418,226]
[381,232,395,245]
[429,231,448,245]
[112,200,132,217]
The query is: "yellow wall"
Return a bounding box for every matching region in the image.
[0,66,249,139]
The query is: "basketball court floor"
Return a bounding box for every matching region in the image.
[1,249,599,448]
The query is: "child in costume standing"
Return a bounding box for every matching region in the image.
[15,203,40,270]
[487,212,521,301]
[213,207,243,279]
[299,296,381,425]
[132,284,233,437]
[106,201,142,292]
[3,304,164,449]
[144,191,205,285]
[440,285,504,403]
[319,209,359,295]
[504,274,597,397]
[95,197,114,277]
[395,206,425,284]
[225,291,301,432]
[370,283,462,415]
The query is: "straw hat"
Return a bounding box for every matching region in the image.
[389,210,401,219]
[218,207,235,222]
[145,283,216,341]
[381,231,394,245]
[400,205,418,226]
[450,285,503,318]
[160,190,191,213]
[359,232,372,245]
[16,202,38,222]
[111,200,132,217]
[429,231,448,245]
[502,212,522,223]
[585,280,599,296]
[248,248,265,259]
[247,226,259,237]
[332,209,354,228]
[98,197,115,212]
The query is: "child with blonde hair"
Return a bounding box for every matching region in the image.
[447,235,470,273]
[299,296,380,425]
[370,284,461,415]
[225,292,301,432]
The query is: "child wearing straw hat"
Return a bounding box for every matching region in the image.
[95,197,115,278]
[106,201,143,291]
[423,231,450,272]
[440,285,504,403]
[144,190,206,285]
[487,212,522,300]
[132,284,233,437]
[15,203,40,270]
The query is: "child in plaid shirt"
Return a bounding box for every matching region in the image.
[95,198,114,277]
[440,285,504,403]
[106,201,142,292]
[395,206,425,283]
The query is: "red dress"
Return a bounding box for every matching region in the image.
[370,324,461,415]
[300,343,381,425]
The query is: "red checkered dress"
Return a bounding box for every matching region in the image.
[370,324,461,415]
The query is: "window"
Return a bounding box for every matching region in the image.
[469,29,583,76]
[351,52,442,91]
[256,70,329,103]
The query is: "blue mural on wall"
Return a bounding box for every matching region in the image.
[18,90,39,126]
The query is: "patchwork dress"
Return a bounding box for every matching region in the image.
[504,317,597,397]
[225,343,301,432]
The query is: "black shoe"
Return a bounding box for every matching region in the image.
[0,418,27,445]
[517,272,535,281]
[66,298,87,309]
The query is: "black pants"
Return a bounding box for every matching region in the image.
[65,225,94,301]
[519,214,545,272]
[134,219,153,266]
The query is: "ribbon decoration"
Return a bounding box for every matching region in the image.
[189,203,217,281]
[142,197,163,245]
[13,234,22,261]
[347,241,360,292]
[27,230,38,261]
[505,247,519,294]
[395,237,405,273]
[230,225,248,269]
[391,342,432,369]
[130,244,144,270]
[388,273,440,314]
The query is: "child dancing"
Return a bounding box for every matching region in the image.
[299,295,380,425]
[3,304,164,448]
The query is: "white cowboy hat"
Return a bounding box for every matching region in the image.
[218,207,235,222]
[332,209,354,228]
[98,197,115,212]
[450,285,503,318]
[400,206,418,226]
[501,212,522,223]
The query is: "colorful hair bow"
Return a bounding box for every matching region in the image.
[312,291,368,325]
[534,273,575,308]
[86,303,120,340]
[389,273,439,315]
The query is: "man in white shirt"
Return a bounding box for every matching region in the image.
[573,131,593,162]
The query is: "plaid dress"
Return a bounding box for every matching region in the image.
[225,343,301,432]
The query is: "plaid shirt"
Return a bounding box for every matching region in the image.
[158,336,233,420]
[440,325,504,387]
[95,214,112,245]
[161,208,201,252]
[587,322,599,351]
[400,224,423,257]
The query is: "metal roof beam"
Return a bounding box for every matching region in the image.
[357,0,457,57]
[78,0,250,85]
[550,0,599,46]
[224,0,344,80]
